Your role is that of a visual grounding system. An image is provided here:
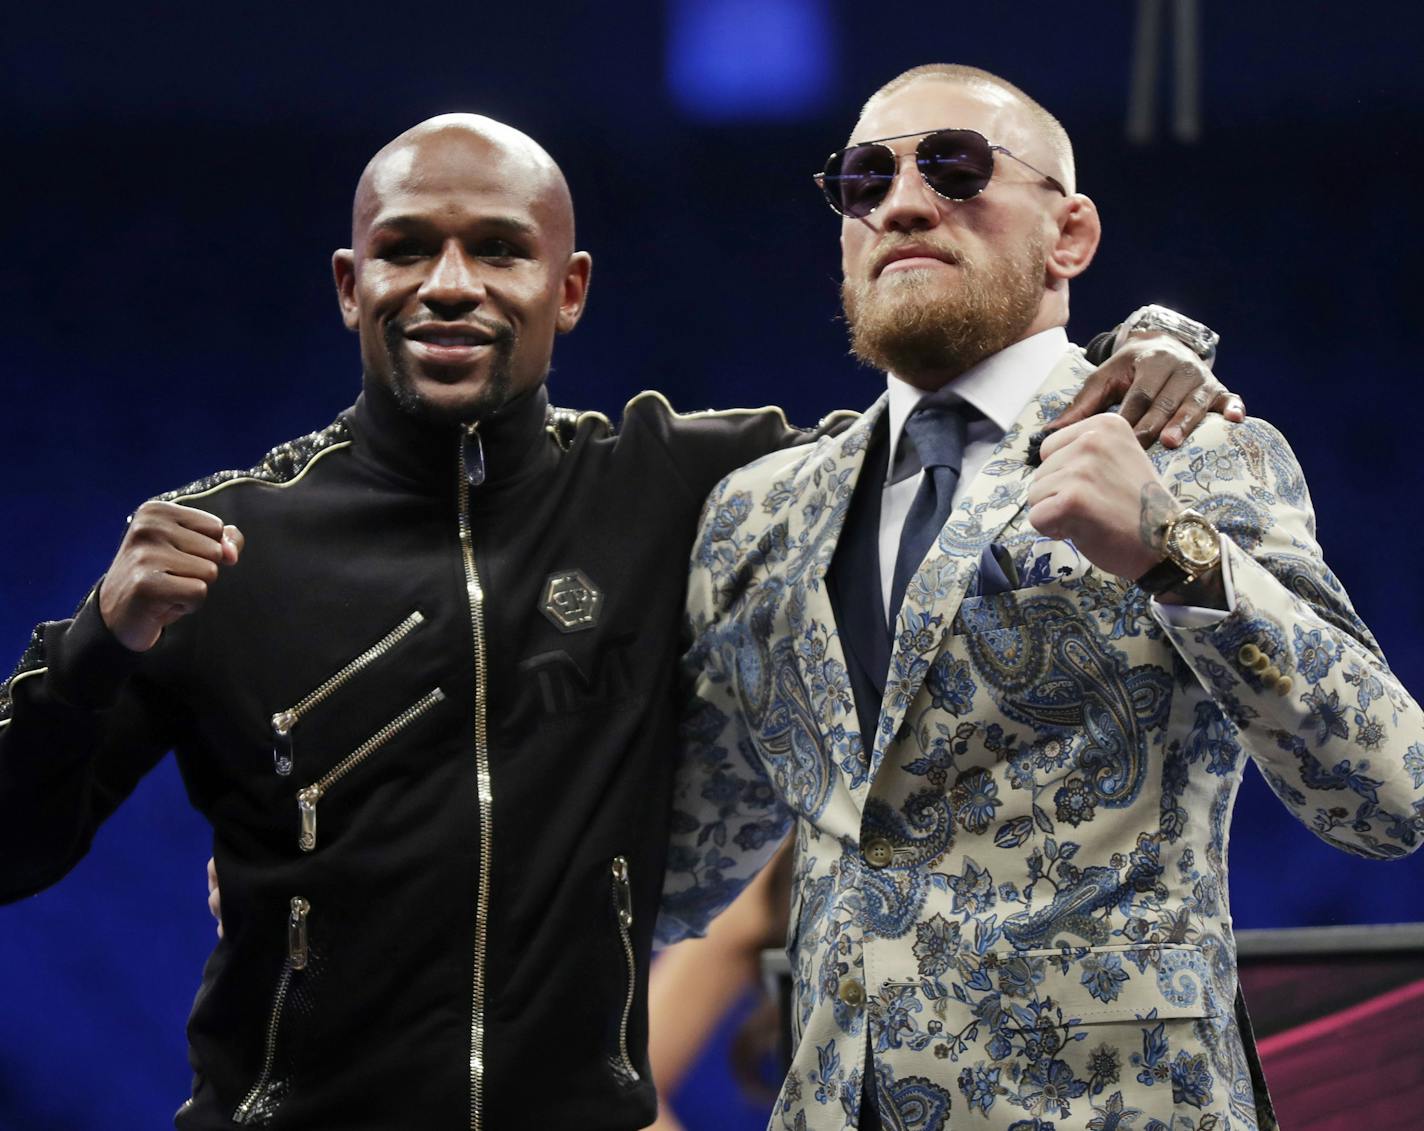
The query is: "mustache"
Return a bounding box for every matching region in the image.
[870,236,966,276]
[397,314,515,345]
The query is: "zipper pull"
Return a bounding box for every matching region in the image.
[271,710,297,776]
[462,424,486,488]
[288,897,311,970]
[297,786,322,852]
[611,856,633,929]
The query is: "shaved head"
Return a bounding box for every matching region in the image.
[333,112,591,427]
[353,114,577,258]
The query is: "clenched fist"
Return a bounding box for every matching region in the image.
[98,501,244,652]
[1026,412,1178,582]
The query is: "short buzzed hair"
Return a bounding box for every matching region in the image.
[862,63,1076,193]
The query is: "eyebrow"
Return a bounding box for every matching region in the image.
[369,214,540,240]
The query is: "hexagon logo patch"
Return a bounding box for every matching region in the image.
[540,570,603,633]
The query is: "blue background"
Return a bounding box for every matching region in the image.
[2,2,1421,1127]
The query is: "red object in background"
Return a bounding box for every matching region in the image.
[1237,924,1424,1131]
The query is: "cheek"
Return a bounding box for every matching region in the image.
[841,229,872,278]
[357,271,413,318]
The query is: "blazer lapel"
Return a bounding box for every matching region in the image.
[779,396,888,793]
[873,349,1094,767]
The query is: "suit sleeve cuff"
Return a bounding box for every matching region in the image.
[1149,535,1236,630]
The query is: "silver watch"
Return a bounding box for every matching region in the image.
[1113,304,1219,367]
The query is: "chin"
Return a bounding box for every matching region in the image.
[391,371,510,427]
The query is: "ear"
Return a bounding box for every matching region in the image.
[555,251,593,334]
[1046,194,1101,282]
[332,249,359,332]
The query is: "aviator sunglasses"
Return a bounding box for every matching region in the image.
[814,128,1067,219]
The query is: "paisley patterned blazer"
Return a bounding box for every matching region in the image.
[658,348,1424,1131]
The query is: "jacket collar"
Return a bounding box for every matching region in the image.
[349,376,558,492]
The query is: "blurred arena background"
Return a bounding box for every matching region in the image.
[2,2,1421,1127]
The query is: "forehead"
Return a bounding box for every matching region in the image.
[852,78,1030,151]
[359,133,555,237]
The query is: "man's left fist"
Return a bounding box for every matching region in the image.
[1026,412,1180,580]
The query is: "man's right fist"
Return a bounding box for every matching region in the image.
[98,501,244,653]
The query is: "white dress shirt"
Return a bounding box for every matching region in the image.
[876,327,1232,626]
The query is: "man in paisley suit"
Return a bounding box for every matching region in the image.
[658,64,1424,1131]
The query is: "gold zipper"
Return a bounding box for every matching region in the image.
[233,897,311,1124]
[459,425,494,1131]
[271,610,427,776]
[295,688,446,852]
[610,856,640,1084]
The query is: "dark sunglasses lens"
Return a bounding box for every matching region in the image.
[822,144,894,218]
[918,130,993,200]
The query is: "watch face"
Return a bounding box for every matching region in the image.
[1172,518,1219,568]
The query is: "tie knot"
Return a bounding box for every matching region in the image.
[901,400,973,473]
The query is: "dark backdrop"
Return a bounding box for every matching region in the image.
[2,2,1421,1128]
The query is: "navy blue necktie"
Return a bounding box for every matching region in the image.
[889,400,971,622]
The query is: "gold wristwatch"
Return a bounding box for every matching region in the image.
[1136,509,1221,596]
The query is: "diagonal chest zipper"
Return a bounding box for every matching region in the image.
[295,687,446,852]
[271,610,427,776]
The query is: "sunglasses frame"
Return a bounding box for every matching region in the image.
[813,127,1068,218]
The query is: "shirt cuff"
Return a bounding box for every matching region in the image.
[1148,535,1236,629]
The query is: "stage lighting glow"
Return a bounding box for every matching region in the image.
[667,0,834,121]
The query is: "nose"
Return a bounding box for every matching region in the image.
[418,240,484,315]
[874,150,941,233]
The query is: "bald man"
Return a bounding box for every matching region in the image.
[660,65,1422,1130]
[0,113,1232,1129]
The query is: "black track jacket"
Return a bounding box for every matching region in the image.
[0,380,843,1129]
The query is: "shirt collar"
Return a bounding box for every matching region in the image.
[885,326,1071,473]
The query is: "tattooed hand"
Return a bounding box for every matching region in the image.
[1026,412,1181,581]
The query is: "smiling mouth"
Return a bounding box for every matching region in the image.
[414,332,491,347]
[400,322,506,369]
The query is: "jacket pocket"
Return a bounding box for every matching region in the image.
[987,942,1221,1023]
[295,687,445,852]
[978,942,1226,1116]
[608,855,640,1085]
[270,610,426,776]
[232,897,316,1126]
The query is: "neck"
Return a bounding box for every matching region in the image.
[352,375,554,488]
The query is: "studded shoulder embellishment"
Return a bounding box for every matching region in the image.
[0,625,48,724]
[545,404,612,451]
[152,418,353,504]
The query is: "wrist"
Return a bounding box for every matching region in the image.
[1113,304,1219,368]
[1154,564,1227,609]
[1136,509,1222,597]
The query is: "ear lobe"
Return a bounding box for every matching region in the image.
[1046,194,1101,282]
[332,249,359,331]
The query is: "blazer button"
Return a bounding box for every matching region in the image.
[1275,675,1294,697]
[864,838,894,869]
[1238,643,1261,666]
[838,977,866,1008]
